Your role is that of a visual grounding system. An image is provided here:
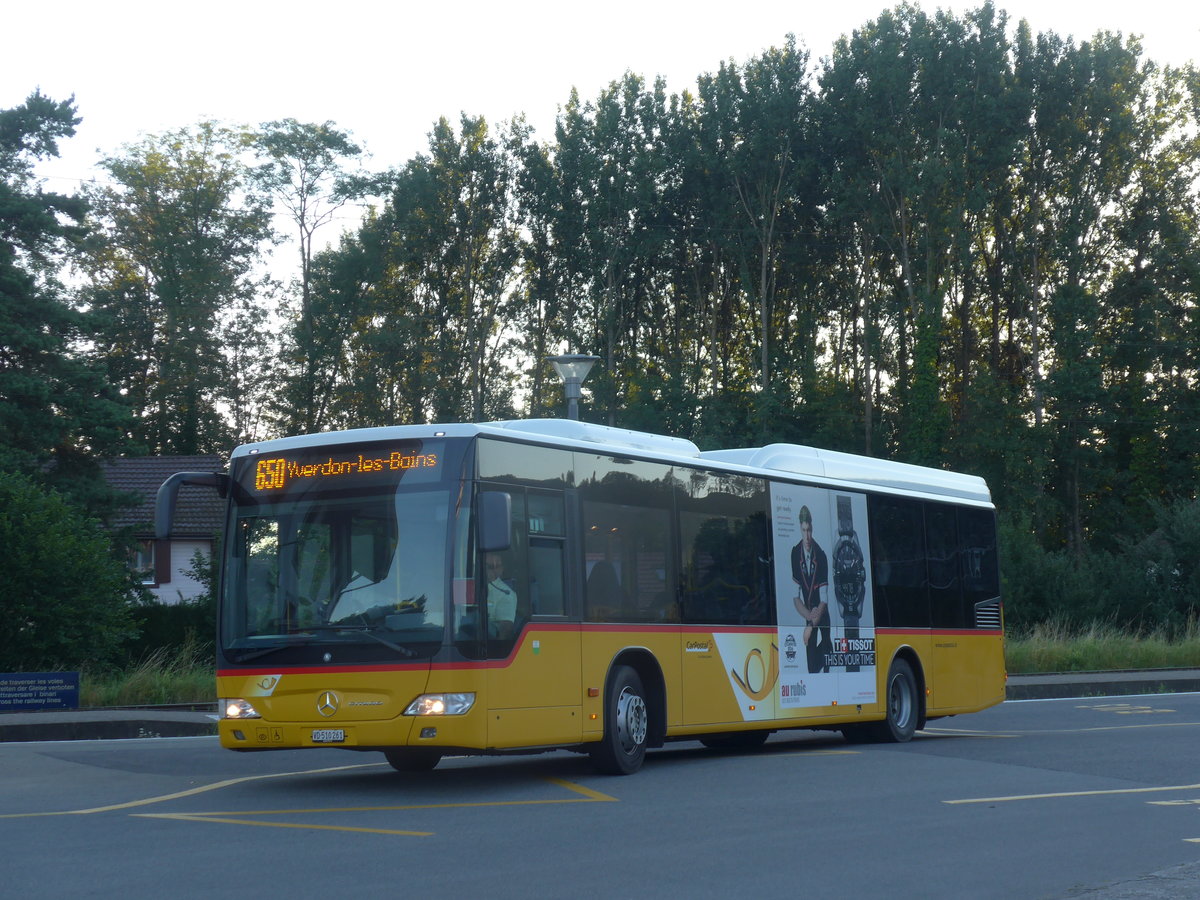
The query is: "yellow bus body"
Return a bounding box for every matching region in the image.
[218,622,1004,754]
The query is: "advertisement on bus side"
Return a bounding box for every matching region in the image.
[770,483,877,712]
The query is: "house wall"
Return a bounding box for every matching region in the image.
[151,539,212,605]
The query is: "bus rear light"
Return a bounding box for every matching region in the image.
[404,693,475,716]
[222,698,261,719]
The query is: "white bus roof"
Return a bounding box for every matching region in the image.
[490,421,991,505]
[232,418,991,506]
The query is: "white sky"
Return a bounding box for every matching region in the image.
[5,0,1197,195]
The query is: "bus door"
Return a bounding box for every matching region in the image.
[480,487,582,748]
[678,474,775,726]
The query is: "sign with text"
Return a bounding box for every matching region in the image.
[0,672,80,711]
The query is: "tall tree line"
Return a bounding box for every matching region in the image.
[3,2,1199,631]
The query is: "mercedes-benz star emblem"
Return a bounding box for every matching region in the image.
[317,691,339,717]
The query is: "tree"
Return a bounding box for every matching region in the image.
[82,122,275,453]
[254,119,362,435]
[0,473,139,671]
[305,114,523,426]
[0,91,129,509]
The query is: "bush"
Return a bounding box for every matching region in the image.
[1000,501,1200,635]
[0,473,139,671]
[124,549,216,663]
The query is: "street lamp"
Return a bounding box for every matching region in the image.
[548,354,600,420]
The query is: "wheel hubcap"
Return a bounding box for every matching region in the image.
[890,675,912,728]
[615,686,647,752]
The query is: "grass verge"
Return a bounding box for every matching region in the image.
[1005,619,1200,674]
[81,638,216,707]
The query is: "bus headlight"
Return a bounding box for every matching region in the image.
[221,698,262,719]
[403,693,475,716]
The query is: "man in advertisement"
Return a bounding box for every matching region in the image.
[792,505,831,674]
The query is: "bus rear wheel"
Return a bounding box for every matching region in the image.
[590,665,648,775]
[384,748,442,772]
[876,658,918,742]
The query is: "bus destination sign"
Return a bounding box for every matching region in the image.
[248,444,442,494]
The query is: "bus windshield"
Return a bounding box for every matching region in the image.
[221,440,459,665]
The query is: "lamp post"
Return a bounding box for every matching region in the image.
[548,354,600,420]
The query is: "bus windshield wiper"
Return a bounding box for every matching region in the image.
[298,624,417,658]
[226,642,302,663]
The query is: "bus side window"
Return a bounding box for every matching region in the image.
[527,491,566,617]
[926,503,965,628]
[958,507,1000,617]
[869,496,929,628]
[579,455,677,624]
[477,486,568,657]
[480,488,525,653]
[583,502,673,623]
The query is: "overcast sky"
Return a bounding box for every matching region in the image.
[5,1,1197,193]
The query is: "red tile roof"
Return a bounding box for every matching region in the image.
[101,456,226,536]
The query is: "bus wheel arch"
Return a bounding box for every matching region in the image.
[589,650,665,775]
[609,649,667,748]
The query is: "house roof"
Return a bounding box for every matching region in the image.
[101,456,226,536]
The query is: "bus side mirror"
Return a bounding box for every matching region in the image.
[478,491,512,553]
[156,471,229,540]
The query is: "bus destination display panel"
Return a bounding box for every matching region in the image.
[240,440,446,497]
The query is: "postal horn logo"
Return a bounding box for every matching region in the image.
[317,691,339,717]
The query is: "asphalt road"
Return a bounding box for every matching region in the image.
[4,692,1200,899]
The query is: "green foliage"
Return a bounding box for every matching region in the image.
[124,549,216,662]
[1005,619,1200,674]
[1001,500,1200,633]
[81,637,214,707]
[0,473,139,671]
[0,92,130,506]
[80,122,275,453]
[254,119,363,435]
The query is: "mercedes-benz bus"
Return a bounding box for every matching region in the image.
[157,419,1005,775]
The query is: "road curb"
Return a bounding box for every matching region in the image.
[0,709,217,743]
[1006,670,1200,701]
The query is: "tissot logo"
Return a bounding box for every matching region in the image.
[317,691,339,717]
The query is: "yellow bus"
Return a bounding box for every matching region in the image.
[158,419,1005,775]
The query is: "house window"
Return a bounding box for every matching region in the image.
[133,540,156,585]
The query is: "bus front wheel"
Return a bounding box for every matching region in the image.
[384,747,443,772]
[590,665,648,775]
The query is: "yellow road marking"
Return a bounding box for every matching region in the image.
[1148,799,1200,806]
[544,777,620,802]
[774,749,860,757]
[135,813,433,837]
[163,778,619,817]
[127,777,617,837]
[2,765,618,840]
[946,783,1200,804]
[0,762,384,818]
[1077,703,1175,715]
[921,727,1020,738]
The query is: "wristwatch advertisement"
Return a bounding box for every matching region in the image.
[832,495,866,672]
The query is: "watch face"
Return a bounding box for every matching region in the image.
[834,537,866,619]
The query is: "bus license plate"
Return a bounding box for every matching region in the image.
[312,729,345,743]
